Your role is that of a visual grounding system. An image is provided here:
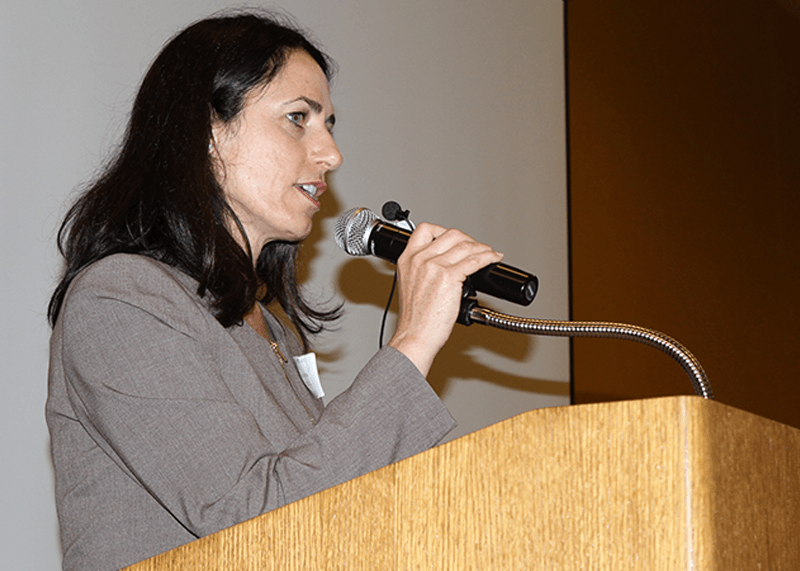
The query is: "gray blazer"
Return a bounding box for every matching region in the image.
[46,254,455,571]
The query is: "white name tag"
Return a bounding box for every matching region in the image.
[293,352,324,398]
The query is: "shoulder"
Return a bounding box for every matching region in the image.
[71,253,192,291]
[61,254,213,336]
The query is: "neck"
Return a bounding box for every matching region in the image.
[244,304,270,339]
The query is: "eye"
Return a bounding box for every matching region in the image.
[286,111,307,128]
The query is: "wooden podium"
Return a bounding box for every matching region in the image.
[125,396,800,570]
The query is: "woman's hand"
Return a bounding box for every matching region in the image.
[387,222,504,376]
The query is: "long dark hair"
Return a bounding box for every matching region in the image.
[48,10,340,348]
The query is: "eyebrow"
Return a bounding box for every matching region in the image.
[287,96,322,113]
[286,96,336,129]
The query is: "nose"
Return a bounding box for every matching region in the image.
[314,130,344,172]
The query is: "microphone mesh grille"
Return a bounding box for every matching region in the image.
[334,207,377,256]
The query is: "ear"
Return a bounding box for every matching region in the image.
[208,122,227,182]
[209,121,222,158]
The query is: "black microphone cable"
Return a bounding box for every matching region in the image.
[379,201,414,349]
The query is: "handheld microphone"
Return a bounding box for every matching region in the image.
[334,207,538,306]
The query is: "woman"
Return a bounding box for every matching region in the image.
[46,11,503,571]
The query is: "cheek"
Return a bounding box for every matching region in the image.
[229,147,282,195]
[219,128,309,203]
[247,137,304,186]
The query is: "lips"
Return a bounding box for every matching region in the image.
[295,182,326,200]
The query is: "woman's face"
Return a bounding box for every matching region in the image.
[212,50,343,252]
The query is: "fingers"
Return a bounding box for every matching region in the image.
[401,222,503,279]
[387,223,504,375]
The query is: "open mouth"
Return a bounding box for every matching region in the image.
[296,183,320,199]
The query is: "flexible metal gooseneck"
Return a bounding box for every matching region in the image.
[334,204,714,400]
[460,301,714,400]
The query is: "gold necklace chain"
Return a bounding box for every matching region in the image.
[267,337,317,426]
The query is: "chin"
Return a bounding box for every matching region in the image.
[285,222,314,242]
[263,215,315,244]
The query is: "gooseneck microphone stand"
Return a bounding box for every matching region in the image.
[342,202,715,400]
[457,289,715,400]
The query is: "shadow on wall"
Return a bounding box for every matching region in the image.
[293,177,566,399]
[336,256,569,399]
[295,178,344,287]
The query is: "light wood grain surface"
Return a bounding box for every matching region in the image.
[125,396,800,570]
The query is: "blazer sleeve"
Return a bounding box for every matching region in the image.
[57,255,455,538]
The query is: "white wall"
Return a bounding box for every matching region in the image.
[0,1,568,568]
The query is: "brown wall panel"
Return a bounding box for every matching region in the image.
[568,0,800,427]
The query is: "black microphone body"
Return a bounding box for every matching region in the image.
[336,208,538,306]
